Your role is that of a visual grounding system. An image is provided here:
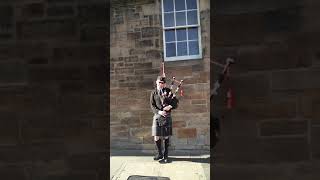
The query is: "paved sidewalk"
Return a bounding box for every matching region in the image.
[110,153,210,180]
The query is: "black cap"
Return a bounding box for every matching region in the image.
[156,76,166,83]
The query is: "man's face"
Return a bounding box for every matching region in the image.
[156,80,165,89]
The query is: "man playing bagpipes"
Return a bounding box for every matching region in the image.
[150,76,179,163]
[211,58,235,149]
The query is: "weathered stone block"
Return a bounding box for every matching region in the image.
[165,66,193,77]
[17,20,76,39]
[0,112,19,145]
[130,127,151,137]
[21,3,44,18]
[213,13,265,46]
[137,39,153,47]
[0,44,18,60]
[134,68,158,75]
[272,69,320,90]
[236,44,312,73]
[258,137,309,162]
[230,73,270,99]
[47,0,75,4]
[264,7,302,33]
[28,57,48,65]
[58,94,88,114]
[0,62,27,84]
[23,83,58,112]
[234,100,296,119]
[311,126,320,160]
[115,68,134,74]
[312,101,320,126]
[140,117,152,127]
[259,120,308,136]
[67,153,106,171]
[187,119,210,128]
[59,81,86,94]
[0,5,13,22]
[177,128,197,138]
[121,115,140,127]
[129,49,145,55]
[29,143,66,161]
[181,104,208,113]
[47,6,74,16]
[191,99,207,105]
[146,49,161,59]
[91,115,108,129]
[88,65,107,82]
[133,62,152,69]
[28,67,86,82]
[127,32,141,40]
[173,121,186,128]
[0,166,26,180]
[78,4,106,24]
[192,64,203,72]
[141,27,160,38]
[14,42,49,60]
[172,138,188,146]
[86,94,106,115]
[142,136,154,144]
[53,45,106,64]
[80,26,107,42]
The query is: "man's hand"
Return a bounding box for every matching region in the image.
[163,105,172,111]
[158,110,166,117]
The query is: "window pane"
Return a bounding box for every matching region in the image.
[164,13,174,27]
[166,43,176,57]
[175,0,186,11]
[176,11,186,26]
[165,29,175,42]
[189,41,199,55]
[187,10,198,25]
[188,27,198,40]
[176,29,186,41]
[164,0,174,12]
[177,42,188,56]
[186,0,197,9]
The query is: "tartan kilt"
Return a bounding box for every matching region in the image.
[152,114,172,136]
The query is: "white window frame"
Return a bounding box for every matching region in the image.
[161,0,202,61]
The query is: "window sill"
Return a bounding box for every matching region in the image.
[164,54,202,62]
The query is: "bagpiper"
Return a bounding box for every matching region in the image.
[150,76,179,163]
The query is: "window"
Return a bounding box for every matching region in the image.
[162,0,202,61]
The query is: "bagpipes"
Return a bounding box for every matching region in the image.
[161,62,183,112]
[211,57,235,109]
[160,61,184,102]
[157,62,184,126]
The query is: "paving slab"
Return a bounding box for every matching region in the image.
[110,155,210,180]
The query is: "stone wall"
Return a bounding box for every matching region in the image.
[212,0,320,179]
[0,0,107,179]
[110,0,210,153]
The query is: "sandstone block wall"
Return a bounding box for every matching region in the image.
[110,0,210,153]
[0,0,108,179]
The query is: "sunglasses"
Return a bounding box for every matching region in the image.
[159,81,165,84]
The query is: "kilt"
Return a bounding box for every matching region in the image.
[151,114,172,136]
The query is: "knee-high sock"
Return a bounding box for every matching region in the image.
[155,139,162,155]
[164,138,169,157]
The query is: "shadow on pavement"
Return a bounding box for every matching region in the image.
[166,157,210,163]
